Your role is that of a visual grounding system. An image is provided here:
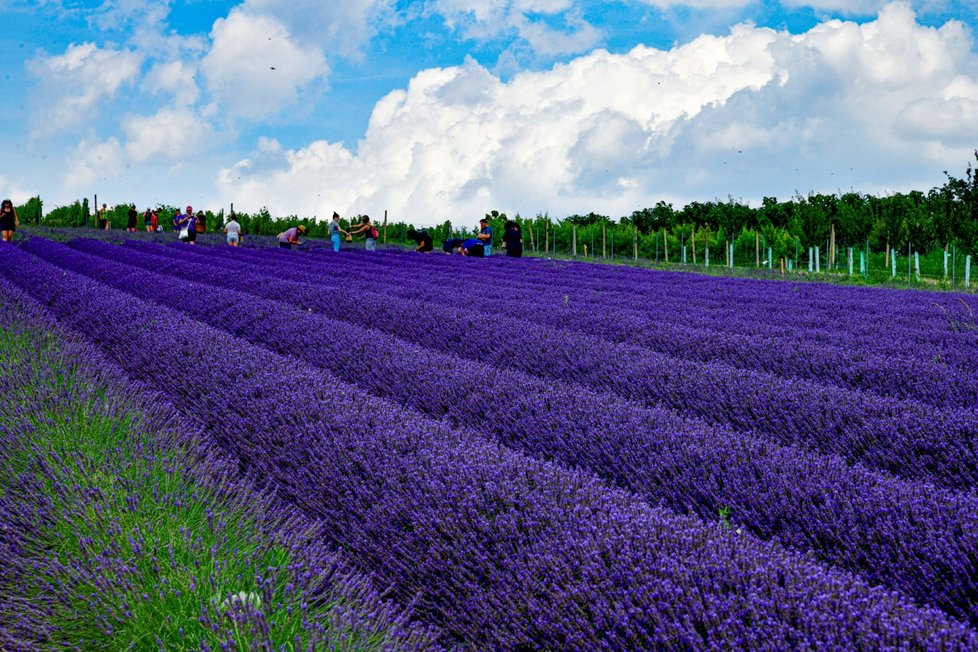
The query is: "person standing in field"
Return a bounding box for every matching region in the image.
[329,212,349,252]
[150,209,159,233]
[224,212,242,246]
[348,215,378,251]
[0,199,19,243]
[407,228,434,253]
[195,210,207,234]
[143,208,154,233]
[277,224,306,249]
[97,203,109,230]
[502,220,523,258]
[127,204,138,232]
[477,217,493,256]
[174,205,196,244]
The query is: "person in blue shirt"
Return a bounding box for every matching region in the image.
[174,205,197,244]
[477,218,493,256]
[460,238,485,257]
[442,237,464,253]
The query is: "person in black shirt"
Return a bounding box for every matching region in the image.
[502,220,523,258]
[127,204,138,232]
[407,228,434,253]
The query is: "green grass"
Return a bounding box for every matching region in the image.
[0,311,430,650]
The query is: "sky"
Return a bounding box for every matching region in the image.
[3,0,978,226]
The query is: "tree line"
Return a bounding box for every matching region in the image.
[21,152,978,263]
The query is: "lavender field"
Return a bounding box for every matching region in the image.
[2,235,978,650]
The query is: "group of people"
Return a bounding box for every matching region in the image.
[411,218,523,258]
[0,196,524,259]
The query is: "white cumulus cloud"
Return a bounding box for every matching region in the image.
[27,42,143,138]
[209,2,978,224]
[201,8,330,120]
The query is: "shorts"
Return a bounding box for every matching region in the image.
[483,245,491,256]
[181,230,197,243]
[227,234,239,244]
[365,238,377,251]
[279,242,293,249]
[0,216,15,231]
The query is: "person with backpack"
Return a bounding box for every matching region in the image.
[407,228,434,253]
[349,215,378,251]
[328,212,349,252]
[195,210,207,235]
[277,224,306,249]
[143,208,154,233]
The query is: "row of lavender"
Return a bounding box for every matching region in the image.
[0,273,437,649]
[187,241,978,408]
[109,239,978,493]
[32,236,978,627]
[2,238,976,648]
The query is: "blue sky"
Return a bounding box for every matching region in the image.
[3,0,978,225]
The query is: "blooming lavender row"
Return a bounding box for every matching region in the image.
[300,246,978,367]
[105,239,978,491]
[297,244,978,372]
[37,236,978,625]
[173,239,978,388]
[178,243,977,409]
[4,243,977,649]
[0,274,439,650]
[288,241,978,357]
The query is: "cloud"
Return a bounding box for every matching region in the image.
[200,8,329,120]
[142,59,200,105]
[426,0,603,58]
[216,2,978,224]
[27,42,143,138]
[122,107,213,161]
[240,0,396,59]
[90,0,172,32]
[64,137,126,192]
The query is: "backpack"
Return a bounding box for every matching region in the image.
[370,227,379,240]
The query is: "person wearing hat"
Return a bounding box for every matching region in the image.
[328,212,349,252]
[476,217,493,256]
[277,224,307,249]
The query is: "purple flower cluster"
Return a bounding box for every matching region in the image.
[1,238,977,649]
